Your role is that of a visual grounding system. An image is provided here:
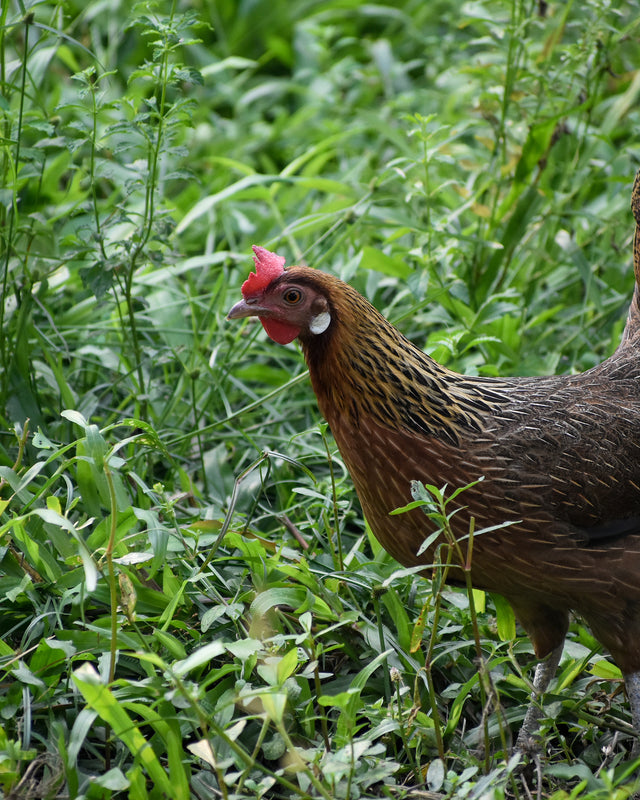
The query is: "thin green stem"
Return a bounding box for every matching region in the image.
[103,461,119,687]
[0,14,30,402]
[87,72,108,262]
[320,424,343,571]
[391,673,419,777]
[102,455,119,774]
[119,8,179,413]
[423,563,448,762]
[275,722,335,800]
[460,521,491,772]
[372,590,392,705]
[190,373,208,496]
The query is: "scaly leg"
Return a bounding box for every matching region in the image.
[625,671,640,759]
[515,643,564,753]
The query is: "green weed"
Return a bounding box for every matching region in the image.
[1,1,640,797]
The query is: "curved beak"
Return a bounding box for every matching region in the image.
[227,298,259,320]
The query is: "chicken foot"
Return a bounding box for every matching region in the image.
[514,643,564,754]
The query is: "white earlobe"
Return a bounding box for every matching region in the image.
[309,311,331,335]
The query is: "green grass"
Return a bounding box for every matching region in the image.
[2,0,640,797]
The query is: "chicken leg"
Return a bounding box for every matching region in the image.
[229,173,640,765]
[626,672,640,758]
[514,643,564,753]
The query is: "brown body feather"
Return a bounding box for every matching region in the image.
[292,265,640,672]
[228,171,640,747]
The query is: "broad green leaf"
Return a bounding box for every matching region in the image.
[250,587,307,617]
[361,246,411,278]
[72,664,174,796]
[173,641,226,676]
[491,593,516,642]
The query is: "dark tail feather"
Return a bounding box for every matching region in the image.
[617,170,640,349]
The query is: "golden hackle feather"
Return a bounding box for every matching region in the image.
[229,173,640,746]
[280,254,640,672]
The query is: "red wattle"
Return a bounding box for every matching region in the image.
[261,318,300,345]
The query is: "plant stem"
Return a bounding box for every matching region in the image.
[0,13,30,403]
[320,424,343,571]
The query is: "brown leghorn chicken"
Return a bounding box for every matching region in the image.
[228,173,640,755]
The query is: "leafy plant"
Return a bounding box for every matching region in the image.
[1,0,640,797]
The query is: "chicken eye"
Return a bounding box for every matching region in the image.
[283,288,302,305]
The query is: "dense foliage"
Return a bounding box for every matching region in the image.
[2,1,640,797]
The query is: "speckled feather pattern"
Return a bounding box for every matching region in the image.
[230,175,640,677]
[278,247,640,672]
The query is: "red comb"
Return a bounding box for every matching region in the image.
[241,246,287,297]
